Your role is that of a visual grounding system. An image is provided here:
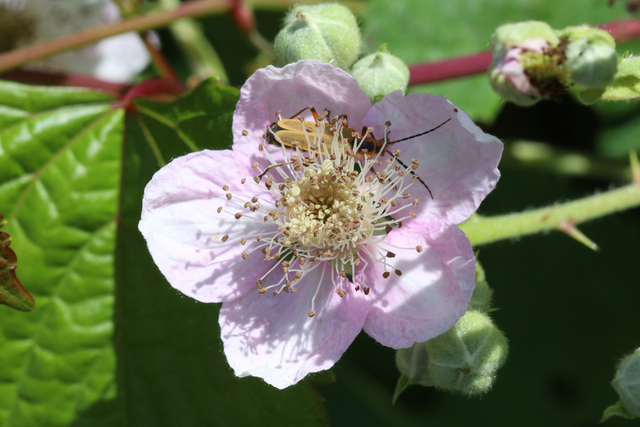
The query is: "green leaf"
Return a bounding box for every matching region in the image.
[392,374,410,404]
[601,400,636,422]
[360,0,627,122]
[0,80,122,426]
[117,78,329,426]
[602,56,640,101]
[134,79,240,156]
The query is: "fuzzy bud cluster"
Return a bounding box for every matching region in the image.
[351,45,410,103]
[395,310,508,396]
[274,3,362,70]
[394,262,507,399]
[273,3,410,103]
[611,348,640,418]
[489,21,619,106]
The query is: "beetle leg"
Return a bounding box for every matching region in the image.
[256,161,295,181]
[287,106,321,121]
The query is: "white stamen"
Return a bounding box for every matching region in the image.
[216,116,426,315]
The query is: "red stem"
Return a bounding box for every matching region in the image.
[600,19,640,42]
[0,69,130,96]
[142,32,181,82]
[115,78,187,110]
[408,51,492,86]
[228,0,256,35]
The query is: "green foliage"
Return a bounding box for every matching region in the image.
[0,214,35,312]
[0,81,122,426]
[0,78,328,427]
[133,80,239,154]
[602,401,637,421]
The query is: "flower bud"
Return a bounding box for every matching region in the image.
[612,348,640,417]
[489,21,564,106]
[560,26,617,88]
[577,87,606,105]
[493,21,559,47]
[350,45,409,103]
[396,311,508,396]
[468,261,493,312]
[273,3,362,70]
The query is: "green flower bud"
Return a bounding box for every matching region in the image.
[577,86,606,105]
[560,26,617,88]
[612,348,640,417]
[558,25,616,45]
[395,311,508,397]
[597,56,640,101]
[396,335,434,390]
[273,3,362,70]
[493,21,559,49]
[350,45,409,103]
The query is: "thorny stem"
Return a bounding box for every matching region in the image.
[460,181,640,247]
[0,0,229,73]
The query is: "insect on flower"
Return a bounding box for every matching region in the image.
[263,106,455,197]
[139,60,503,389]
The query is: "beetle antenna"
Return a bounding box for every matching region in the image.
[388,118,451,144]
[393,156,434,199]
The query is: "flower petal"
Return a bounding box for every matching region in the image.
[361,218,476,349]
[139,149,276,303]
[362,91,503,224]
[232,60,371,164]
[87,32,152,83]
[220,263,370,389]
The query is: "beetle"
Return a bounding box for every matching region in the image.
[263,106,453,198]
[264,107,350,153]
[265,106,451,157]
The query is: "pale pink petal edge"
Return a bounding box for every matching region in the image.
[362,219,476,349]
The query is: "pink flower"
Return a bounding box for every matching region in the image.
[489,38,550,106]
[139,60,503,389]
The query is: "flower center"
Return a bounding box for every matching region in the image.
[224,117,424,316]
[279,158,369,251]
